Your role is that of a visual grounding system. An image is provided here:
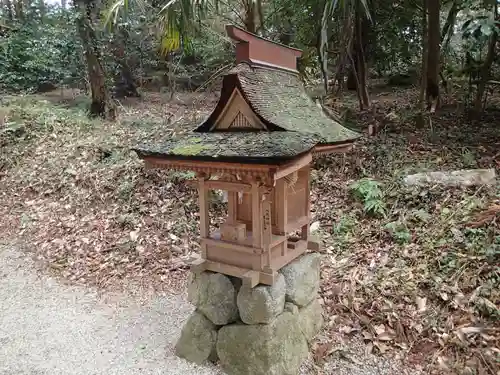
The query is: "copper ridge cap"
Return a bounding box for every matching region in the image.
[225,24,303,72]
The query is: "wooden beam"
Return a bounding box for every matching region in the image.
[313,143,354,156]
[205,180,252,192]
[242,270,260,288]
[143,156,274,174]
[307,240,321,252]
[186,179,252,192]
[187,258,207,273]
[202,237,261,254]
[273,240,307,270]
[258,271,276,286]
[274,153,312,181]
[285,215,310,233]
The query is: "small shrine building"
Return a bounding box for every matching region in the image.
[134,25,360,288]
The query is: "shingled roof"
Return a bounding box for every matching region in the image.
[195,63,359,144]
[134,25,360,164]
[134,132,319,164]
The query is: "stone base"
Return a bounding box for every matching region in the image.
[175,253,323,375]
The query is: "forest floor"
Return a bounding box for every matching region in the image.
[0,85,499,375]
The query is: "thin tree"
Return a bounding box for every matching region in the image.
[474,0,498,111]
[319,0,371,107]
[419,0,427,109]
[75,0,116,119]
[426,0,440,112]
[351,0,370,109]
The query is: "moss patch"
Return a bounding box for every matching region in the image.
[171,144,211,155]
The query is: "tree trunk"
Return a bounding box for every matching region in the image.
[75,0,116,120]
[317,33,329,95]
[426,0,440,112]
[243,0,257,33]
[419,0,428,108]
[3,0,13,21]
[38,0,45,18]
[346,60,357,90]
[13,0,23,20]
[441,0,460,47]
[474,1,498,111]
[111,28,140,99]
[352,0,370,110]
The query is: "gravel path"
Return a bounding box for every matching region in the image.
[0,245,422,375]
[0,246,222,375]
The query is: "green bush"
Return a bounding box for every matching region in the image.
[0,11,85,92]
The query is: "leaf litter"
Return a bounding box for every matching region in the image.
[0,88,499,374]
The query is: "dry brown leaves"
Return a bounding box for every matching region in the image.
[0,90,499,374]
[0,92,216,292]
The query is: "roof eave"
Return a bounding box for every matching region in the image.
[313,140,358,156]
[133,149,303,166]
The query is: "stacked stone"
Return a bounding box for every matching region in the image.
[175,253,324,375]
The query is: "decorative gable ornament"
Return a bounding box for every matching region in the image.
[134,25,361,288]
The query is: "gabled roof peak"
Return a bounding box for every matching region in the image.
[225,25,302,72]
[196,63,361,146]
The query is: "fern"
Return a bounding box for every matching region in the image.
[384,221,412,245]
[349,178,387,217]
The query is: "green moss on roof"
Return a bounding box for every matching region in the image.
[171,144,212,155]
[134,132,319,162]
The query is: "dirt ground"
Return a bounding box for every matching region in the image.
[0,87,498,374]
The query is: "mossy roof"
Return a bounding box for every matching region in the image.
[134,132,319,164]
[135,62,360,163]
[196,63,361,144]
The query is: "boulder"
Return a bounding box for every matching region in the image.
[404,169,496,187]
[175,311,218,365]
[188,271,238,325]
[284,302,299,315]
[237,273,286,324]
[280,253,321,307]
[217,312,308,375]
[298,299,324,342]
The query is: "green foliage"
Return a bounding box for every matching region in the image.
[384,221,412,245]
[333,213,357,236]
[0,10,85,92]
[349,177,387,217]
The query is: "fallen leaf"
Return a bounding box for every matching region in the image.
[130,230,139,242]
[416,296,427,312]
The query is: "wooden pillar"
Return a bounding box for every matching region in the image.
[251,181,262,270]
[262,197,272,269]
[275,178,288,236]
[301,166,311,241]
[198,174,210,258]
[251,182,261,248]
[227,191,238,224]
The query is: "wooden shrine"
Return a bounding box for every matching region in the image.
[134,25,360,288]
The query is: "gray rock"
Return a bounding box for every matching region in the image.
[187,271,238,325]
[280,253,321,307]
[404,169,496,187]
[237,273,286,324]
[175,311,218,365]
[298,299,324,342]
[217,312,308,375]
[284,302,299,315]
